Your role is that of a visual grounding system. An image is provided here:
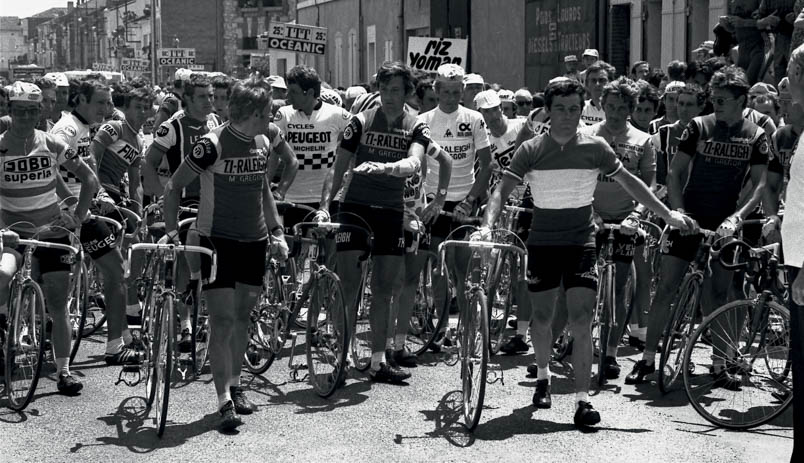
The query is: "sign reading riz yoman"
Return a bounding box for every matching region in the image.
[121,59,149,72]
[157,48,196,66]
[407,37,467,71]
[263,23,327,55]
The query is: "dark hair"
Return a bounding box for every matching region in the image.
[601,76,640,110]
[211,74,233,98]
[375,61,415,94]
[635,81,661,111]
[183,73,211,103]
[286,65,321,97]
[710,65,750,103]
[128,75,151,89]
[34,76,56,91]
[415,77,434,100]
[667,60,687,82]
[532,92,545,108]
[678,82,708,107]
[110,81,129,107]
[584,60,616,83]
[544,78,586,110]
[0,86,7,99]
[228,76,272,123]
[630,60,649,76]
[124,86,153,108]
[69,78,110,108]
[647,68,665,89]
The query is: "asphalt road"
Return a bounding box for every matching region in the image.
[0,324,793,463]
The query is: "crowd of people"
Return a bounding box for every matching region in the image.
[0,39,802,459]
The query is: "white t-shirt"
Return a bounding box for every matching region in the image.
[417,106,490,202]
[581,99,606,126]
[273,101,351,203]
[782,138,804,269]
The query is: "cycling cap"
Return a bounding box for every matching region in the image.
[778,77,791,98]
[582,49,599,58]
[463,73,484,86]
[548,76,573,85]
[345,86,367,100]
[749,82,778,96]
[564,55,578,63]
[320,87,343,107]
[474,90,501,109]
[174,68,193,81]
[8,81,43,103]
[268,76,287,90]
[436,63,465,84]
[498,89,515,102]
[662,80,686,96]
[44,72,69,87]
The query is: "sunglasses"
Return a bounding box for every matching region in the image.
[515,100,532,107]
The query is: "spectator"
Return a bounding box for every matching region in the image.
[793,0,804,50]
[565,55,580,80]
[497,88,516,118]
[721,1,767,84]
[579,48,600,82]
[0,86,7,118]
[631,60,651,81]
[514,88,533,116]
[692,41,715,61]
[756,0,797,86]
[463,73,485,110]
[415,78,437,114]
[667,60,688,82]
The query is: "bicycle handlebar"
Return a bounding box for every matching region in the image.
[16,239,79,256]
[438,239,529,281]
[440,211,483,225]
[291,221,373,260]
[125,242,217,284]
[716,240,780,270]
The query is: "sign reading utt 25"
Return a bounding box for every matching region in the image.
[407,37,468,71]
[265,23,327,55]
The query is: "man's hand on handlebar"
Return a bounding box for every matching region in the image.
[619,212,641,236]
[716,214,740,238]
[165,229,181,246]
[762,215,782,244]
[667,210,697,235]
[453,197,473,220]
[469,226,492,242]
[313,209,330,223]
[421,196,445,224]
[270,234,289,261]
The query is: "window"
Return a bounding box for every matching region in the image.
[384,40,393,62]
[240,36,258,50]
[367,25,376,77]
[348,28,357,85]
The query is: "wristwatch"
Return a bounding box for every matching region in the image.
[437,188,448,197]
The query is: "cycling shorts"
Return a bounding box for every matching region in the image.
[9,235,73,274]
[595,224,645,264]
[661,215,723,262]
[335,202,404,256]
[80,210,124,260]
[198,235,267,290]
[404,228,432,253]
[526,245,598,292]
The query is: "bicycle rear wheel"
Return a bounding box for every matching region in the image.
[594,265,615,390]
[5,282,47,411]
[68,260,89,364]
[682,300,793,429]
[462,289,489,430]
[658,275,701,394]
[486,250,515,355]
[80,263,107,337]
[406,256,448,355]
[190,291,210,377]
[306,272,349,397]
[153,295,174,437]
[351,262,372,372]
[141,256,161,407]
[244,265,285,375]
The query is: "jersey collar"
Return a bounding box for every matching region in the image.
[227,123,253,143]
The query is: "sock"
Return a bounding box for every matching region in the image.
[629,323,640,333]
[218,391,232,410]
[385,337,394,350]
[55,357,70,376]
[190,271,202,281]
[607,345,619,358]
[370,352,384,370]
[122,329,133,346]
[106,337,124,355]
[394,334,406,352]
[537,365,550,382]
[182,319,193,333]
[516,320,529,337]
[230,375,241,389]
[642,350,656,366]
[126,304,141,317]
[635,327,647,341]
[576,392,589,408]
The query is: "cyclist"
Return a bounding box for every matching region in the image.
[626,66,770,388]
[582,76,657,378]
[0,81,98,393]
[417,63,492,350]
[50,77,142,366]
[581,61,616,126]
[629,82,660,134]
[163,76,289,431]
[648,80,686,134]
[211,74,233,123]
[153,68,190,129]
[319,61,431,383]
[478,77,691,427]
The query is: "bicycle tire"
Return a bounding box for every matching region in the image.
[80,263,107,337]
[407,256,449,355]
[552,328,573,362]
[682,300,793,429]
[486,250,515,355]
[5,281,47,411]
[595,264,615,390]
[462,288,489,430]
[154,294,174,437]
[142,254,161,407]
[351,261,372,372]
[190,291,210,377]
[306,271,349,398]
[68,260,89,364]
[292,254,312,330]
[244,264,285,375]
[658,274,701,394]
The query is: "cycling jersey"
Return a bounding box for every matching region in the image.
[340,106,430,211]
[93,119,143,199]
[526,107,585,138]
[273,101,351,203]
[676,114,769,219]
[648,116,672,135]
[583,122,655,221]
[0,129,77,236]
[187,123,282,241]
[0,116,10,134]
[743,107,776,136]
[418,106,490,202]
[489,116,528,198]
[152,110,222,197]
[50,111,94,197]
[158,91,182,118]
[768,124,799,182]
[505,132,623,246]
[650,121,686,185]
[581,99,605,126]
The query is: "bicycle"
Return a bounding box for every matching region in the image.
[122,240,217,437]
[682,238,793,429]
[3,237,79,411]
[438,237,527,430]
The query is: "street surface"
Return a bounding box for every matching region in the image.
[0,324,793,462]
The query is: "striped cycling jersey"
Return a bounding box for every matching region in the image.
[153,110,222,197]
[187,123,282,241]
[94,119,143,196]
[648,116,672,135]
[489,116,529,199]
[583,122,656,221]
[650,121,686,186]
[273,101,351,203]
[418,106,490,202]
[744,107,776,136]
[581,99,605,126]
[0,129,79,236]
[505,132,622,246]
[340,106,430,211]
[50,111,94,197]
[677,114,769,219]
[768,124,799,182]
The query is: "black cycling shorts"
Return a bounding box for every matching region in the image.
[11,235,73,274]
[335,202,403,256]
[595,224,644,264]
[661,215,724,262]
[526,245,598,292]
[198,235,267,290]
[80,212,123,260]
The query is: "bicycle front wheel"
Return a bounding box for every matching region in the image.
[153,295,174,437]
[462,289,489,430]
[407,255,448,355]
[244,266,285,375]
[486,250,515,355]
[658,275,701,394]
[68,260,89,364]
[5,281,47,411]
[594,264,615,390]
[682,300,793,429]
[80,263,106,337]
[306,272,349,397]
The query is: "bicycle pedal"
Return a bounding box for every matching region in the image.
[116,367,141,386]
[486,363,505,385]
[287,332,303,369]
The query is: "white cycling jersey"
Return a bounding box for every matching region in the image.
[417,105,490,202]
[581,99,606,126]
[489,117,528,198]
[50,111,94,197]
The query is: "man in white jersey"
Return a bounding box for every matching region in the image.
[417,63,492,345]
[50,78,142,366]
[581,61,616,126]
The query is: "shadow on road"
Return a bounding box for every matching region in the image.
[70,395,219,454]
[0,404,43,423]
[244,371,371,414]
[394,390,475,448]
